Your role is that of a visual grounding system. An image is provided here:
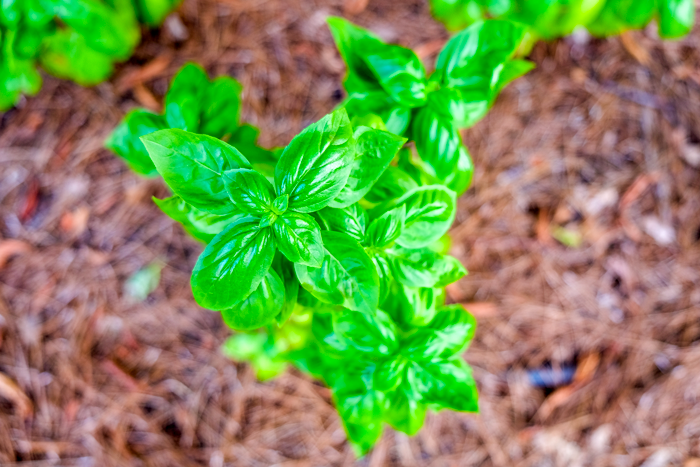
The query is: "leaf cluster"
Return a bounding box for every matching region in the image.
[430,0,695,42]
[329,17,531,195]
[0,0,181,111]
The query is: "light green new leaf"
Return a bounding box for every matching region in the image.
[372,185,457,249]
[142,129,251,215]
[275,109,355,213]
[407,358,479,412]
[365,206,405,249]
[223,168,275,215]
[387,245,466,288]
[273,212,325,267]
[191,215,275,310]
[295,231,379,314]
[330,126,406,208]
[403,305,476,360]
[316,204,367,243]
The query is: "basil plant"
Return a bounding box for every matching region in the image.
[430,0,695,43]
[329,17,533,195]
[0,0,181,111]
[135,107,478,454]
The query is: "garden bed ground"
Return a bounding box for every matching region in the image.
[1,0,700,465]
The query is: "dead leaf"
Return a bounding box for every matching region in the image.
[0,240,31,269]
[414,39,447,60]
[461,302,498,318]
[620,32,651,66]
[344,0,369,14]
[59,206,90,236]
[573,353,600,384]
[116,53,172,93]
[537,208,553,245]
[134,83,161,112]
[0,373,32,419]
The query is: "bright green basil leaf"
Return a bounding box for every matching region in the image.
[272,212,325,267]
[200,75,243,138]
[222,333,287,381]
[403,305,476,359]
[328,17,427,107]
[316,204,367,242]
[383,382,426,435]
[387,245,466,288]
[383,105,412,135]
[153,195,235,243]
[274,109,355,213]
[384,284,444,328]
[434,20,525,91]
[333,309,398,356]
[327,17,385,95]
[223,168,275,215]
[221,269,284,331]
[164,62,209,131]
[412,106,474,194]
[334,385,385,456]
[39,28,115,85]
[142,129,251,215]
[658,0,695,38]
[105,109,167,177]
[365,206,405,249]
[374,358,407,392]
[0,29,42,111]
[191,215,275,310]
[295,231,379,314]
[272,254,299,325]
[364,165,419,204]
[493,59,535,98]
[133,0,182,26]
[368,250,392,303]
[372,185,456,249]
[407,358,479,412]
[330,126,406,208]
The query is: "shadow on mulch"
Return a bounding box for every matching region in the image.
[1,0,700,465]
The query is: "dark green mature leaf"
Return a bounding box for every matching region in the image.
[364,165,419,204]
[0,29,42,111]
[295,231,379,314]
[221,269,285,330]
[274,109,355,213]
[223,168,275,215]
[365,206,405,249]
[328,17,427,107]
[142,129,250,215]
[105,109,167,177]
[333,309,398,356]
[200,76,243,138]
[330,127,406,208]
[316,204,367,243]
[403,305,476,359]
[407,358,479,412]
[412,106,474,194]
[191,215,275,310]
[153,195,234,243]
[272,212,325,267]
[164,62,209,131]
[383,382,427,435]
[372,185,456,249]
[133,0,182,26]
[387,245,466,288]
[272,254,299,325]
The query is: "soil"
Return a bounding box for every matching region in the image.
[1,0,700,465]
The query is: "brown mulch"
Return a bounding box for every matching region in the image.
[1,0,700,465]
